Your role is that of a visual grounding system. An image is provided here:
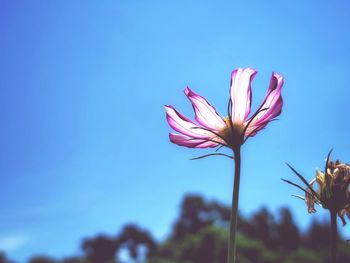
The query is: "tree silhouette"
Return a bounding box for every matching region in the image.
[304,219,331,250]
[28,256,57,263]
[62,257,88,263]
[0,253,13,263]
[242,207,277,249]
[82,235,118,263]
[172,195,212,240]
[275,207,300,250]
[116,224,156,261]
[3,194,350,263]
[172,195,232,241]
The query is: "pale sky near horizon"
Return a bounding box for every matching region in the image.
[1,0,350,261]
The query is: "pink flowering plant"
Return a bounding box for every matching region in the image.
[165,68,284,263]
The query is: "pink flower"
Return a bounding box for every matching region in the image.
[165,68,284,149]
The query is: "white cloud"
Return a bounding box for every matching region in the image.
[0,235,29,252]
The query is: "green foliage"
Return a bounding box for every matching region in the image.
[28,256,57,263]
[153,226,226,263]
[3,193,350,263]
[82,234,117,263]
[117,224,156,259]
[148,259,181,263]
[237,235,272,263]
[283,248,322,263]
[171,195,230,241]
[148,194,350,263]
[62,257,89,263]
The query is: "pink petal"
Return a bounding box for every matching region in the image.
[245,72,284,137]
[165,105,214,139]
[169,133,218,148]
[184,87,226,130]
[230,68,257,123]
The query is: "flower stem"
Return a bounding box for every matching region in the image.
[330,210,338,263]
[228,146,241,263]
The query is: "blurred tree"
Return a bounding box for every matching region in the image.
[171,195,234,241]
[172,195,213,240]
[28,256,57,263]
[62,257,88,263]
[0,253,13,263]
[283,248,321,263]
[5,194,350,263]
[117,224,156,261]
[304,219,331,250]
[242,207,277,249]
[336,241,350,263]
[181,227,227,263]
[194,227,227,263]
[82,235,117,263]
[154,226,226,263]
[237,235,277,263]
[275,207,300,250]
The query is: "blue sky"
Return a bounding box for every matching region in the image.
[1,0,350,261]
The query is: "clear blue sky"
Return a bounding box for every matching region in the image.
[1,0,350,261]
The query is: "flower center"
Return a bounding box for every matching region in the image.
[218,117,245,148]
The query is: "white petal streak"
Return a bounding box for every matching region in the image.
[185,87,226,130]
[169,133,218,148]
[165,105,213,138]
[230,68,256,123]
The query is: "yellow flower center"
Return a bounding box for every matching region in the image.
[218,117,245,148]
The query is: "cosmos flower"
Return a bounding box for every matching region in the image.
[165,67,285,263]
[165,68,284,150]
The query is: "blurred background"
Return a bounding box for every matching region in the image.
[1,0,350,262]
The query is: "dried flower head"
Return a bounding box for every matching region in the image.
[283,150,350,225]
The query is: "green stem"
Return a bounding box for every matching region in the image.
[330,210,338,263]
[227,146,241,263]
